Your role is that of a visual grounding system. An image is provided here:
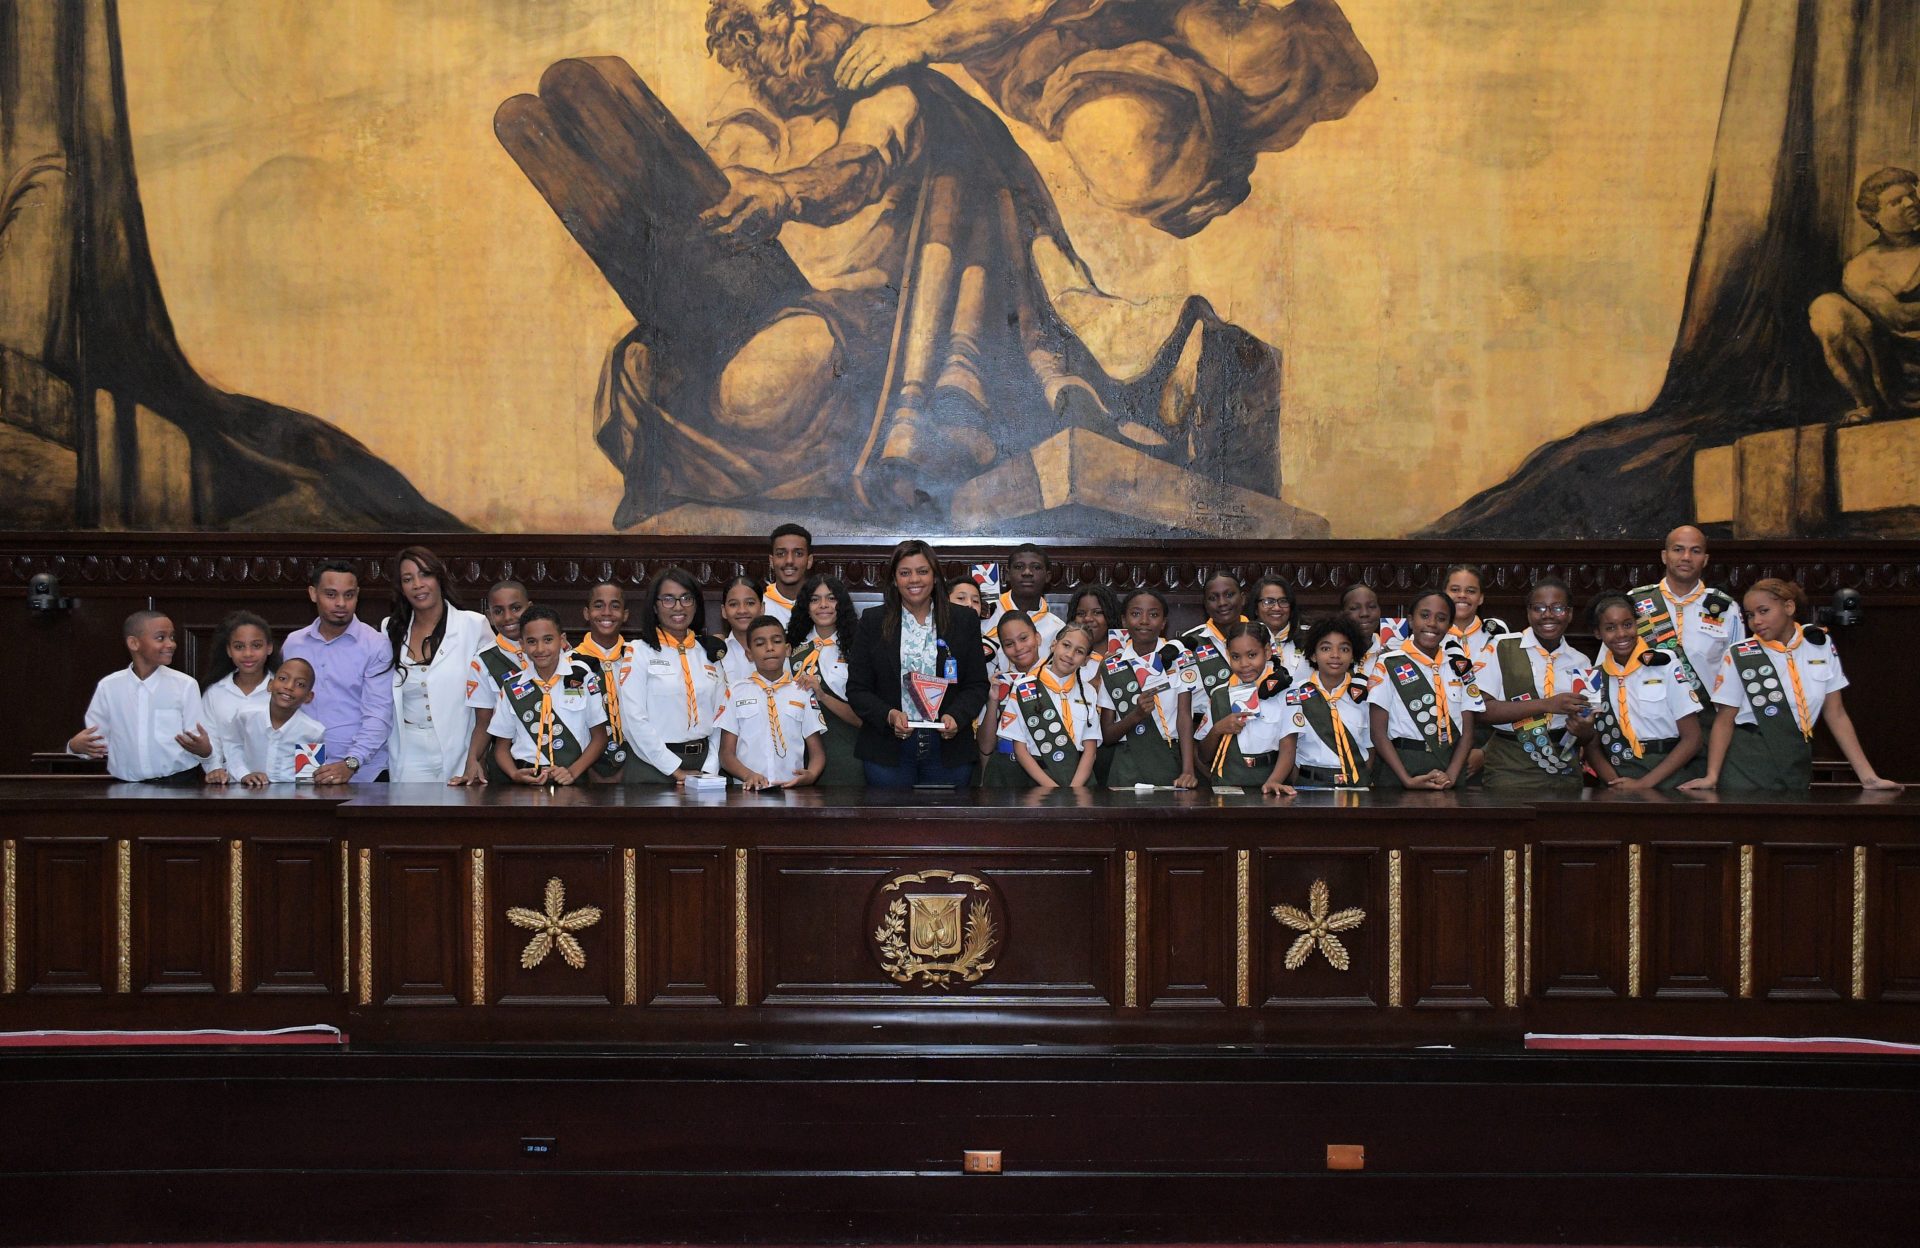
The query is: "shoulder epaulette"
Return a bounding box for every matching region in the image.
[1259,672,1290,699]
[1628,583,1659,599]
[1447,652,1475,679]
[1156,643,1183,668]
[1802,625,1829,646]
[1642,649,1673,666]
[1482,617,1509,636]
[698,635,728,664]
[1704,587,1736,608]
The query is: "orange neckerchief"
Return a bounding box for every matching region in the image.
[1601,641,1652,758]
[1661,578,1706,641]
[1039,665,1081,739]
[657,629,701,727]
[577,636,627,745]
[1211,668,1272,775]
[763,583,795,614]
[529,665,564,765]
[494,633,527,666]
[1530,632,1561,698]
[1760,625,1814,740]
[1309,673,1364,782]
[750,672,792,757]
[797,632,836,674]
[1397,638,1453,745]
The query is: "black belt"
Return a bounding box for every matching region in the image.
[1297,764,1359,783]
[1239,752,1278,767]
[666,739,710,756]
[1633,737,1680,754]
[1390,737,1435,751]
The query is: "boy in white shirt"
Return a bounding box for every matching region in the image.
[717,616,827,789]
[68,609,210,783]
[487,606,608,786]
[227,658,327,786]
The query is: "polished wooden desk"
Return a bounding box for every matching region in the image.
[3,785,1918,1246]
[4,783,1915,1045]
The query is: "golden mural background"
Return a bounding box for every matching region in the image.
[112,0,1741,537]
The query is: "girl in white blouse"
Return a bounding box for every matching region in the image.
[1582,592,1702,790]
[789,574,864,787]
[200,611,275,785]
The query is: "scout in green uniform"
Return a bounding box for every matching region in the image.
[1099,589,1200,789]
[788,573,866,787]
[1181,573,1248,710]
[1443,563,1508,763]
[1681,579,1903,794]
[486,607,608,786]
[1341,581,1388,671]
[1005,622,1103,789]
[1366,590,1480,790]
[978,611,1045,789]
[1067,582,1125,786]
[1630,526,1744,729]
[1581,591,1703,790]
[1268,616,1372,795]
[1474,578,1596,794]
[1198,622,1291,788]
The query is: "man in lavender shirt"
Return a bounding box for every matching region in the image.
[282,560,392,784]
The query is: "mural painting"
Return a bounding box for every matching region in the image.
[1,0,1916,538]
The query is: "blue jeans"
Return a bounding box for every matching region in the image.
[863,729,975,788]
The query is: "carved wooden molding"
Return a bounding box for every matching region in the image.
[6,532,1920,605]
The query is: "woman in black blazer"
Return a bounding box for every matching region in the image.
[845,540,991,787]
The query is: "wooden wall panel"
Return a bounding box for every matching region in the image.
[247,839,338,995]
[1755,845,1849,1002]
[375,848,462,1007]
[133,838,223,995]
[1405,849,1499,1010]
[1533,842,1625,1000]
[1142,849,1229,1008]
[1646,842,1736,1000]
[1256,848,1380,1009]
[1877,846,1920,1003]
[490,847,619,1008]
[644,849,728,1007]
[20,838,110,994]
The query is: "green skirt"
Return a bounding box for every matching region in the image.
[1211,743,1276,788]
[980,748,1028,790]
[1609,742,1705,789]
[1719,722,1813,792]
[1373,740,1451,790]
[816,714,865,787]
[1480,732,1585,795]
[1109,725,1184,787]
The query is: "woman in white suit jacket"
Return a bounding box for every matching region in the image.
[379,546,492,783]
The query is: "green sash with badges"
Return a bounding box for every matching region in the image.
[1493,637,1579,777]
[1383,650,1450,753]
[1289,681,1369,785]
[1181,626,1234,701]
[1013,676,1081,784]
[481,644,523,692]
[1629,583,1728,714]
[1208,679,1281,782]
[1730,638,1810,751]
[500,665,590,769]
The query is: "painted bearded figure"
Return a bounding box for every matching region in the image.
[504,0,1357,525]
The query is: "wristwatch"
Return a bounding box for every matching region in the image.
[343,756,362,774]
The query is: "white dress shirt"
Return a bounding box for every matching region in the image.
[200,673,270,775]
[223,705,327,782]
[80,665,205,781]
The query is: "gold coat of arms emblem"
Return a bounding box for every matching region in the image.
[868,870,1003,989]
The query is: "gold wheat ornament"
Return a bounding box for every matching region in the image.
[1272,879,1366,971]
[507,877,602,970]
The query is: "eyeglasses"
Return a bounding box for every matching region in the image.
[656,593,696,607]
[1531,603,1572,616]
[1257,597,1289,609]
